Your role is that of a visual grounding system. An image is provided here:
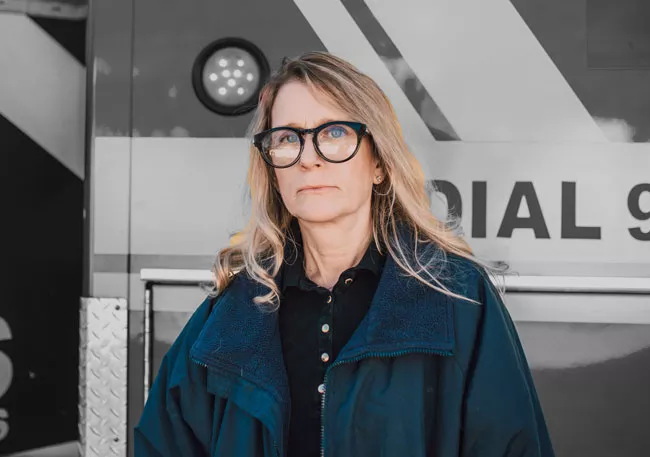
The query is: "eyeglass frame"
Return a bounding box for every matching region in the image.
[253,120,371,169]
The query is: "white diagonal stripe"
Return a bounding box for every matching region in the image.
[364,0,608,142]
[0,14,85,179]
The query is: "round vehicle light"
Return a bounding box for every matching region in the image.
[192,38,270,116]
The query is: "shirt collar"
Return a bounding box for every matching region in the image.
[280,220,386,292]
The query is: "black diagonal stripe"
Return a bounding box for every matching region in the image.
[29,15,86,66]
[341,0,459,141]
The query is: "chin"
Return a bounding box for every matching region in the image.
[290,204,348,224]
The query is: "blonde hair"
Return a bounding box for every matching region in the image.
[212,51,504,311]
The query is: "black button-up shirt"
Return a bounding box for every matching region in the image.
[278,235,386,457]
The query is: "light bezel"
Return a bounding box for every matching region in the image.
[191,37,270,116]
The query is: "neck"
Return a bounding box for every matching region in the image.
[298,213,373,290]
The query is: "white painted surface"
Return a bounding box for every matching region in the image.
[424,142,650,269]
[130,138,250,255]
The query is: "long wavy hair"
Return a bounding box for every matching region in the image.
[212,51,505,311]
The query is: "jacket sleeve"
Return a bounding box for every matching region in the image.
[134,298,217,457]
[461,276,555,457]
[134,355,208,457]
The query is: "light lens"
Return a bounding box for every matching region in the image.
[201,46,262,107]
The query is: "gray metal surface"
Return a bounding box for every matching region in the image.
[504,275,650,294]
[78,298,128,457]
[140,269,650,293]
[143,289,152,405]
[518,321,650,457]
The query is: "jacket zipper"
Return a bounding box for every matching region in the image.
[191,358,281,457]
[319,347,452,457]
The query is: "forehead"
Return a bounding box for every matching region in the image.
[270,81,350,128]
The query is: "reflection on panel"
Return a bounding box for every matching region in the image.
[150,284,205,378]
[516,321,650,457]
[151,311,193,379]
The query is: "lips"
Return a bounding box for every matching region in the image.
[298,185,335,193]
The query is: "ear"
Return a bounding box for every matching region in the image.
[373,161,384,180]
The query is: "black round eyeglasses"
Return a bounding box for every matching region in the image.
[253,120,370,169]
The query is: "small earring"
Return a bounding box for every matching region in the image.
[375,175,382,183]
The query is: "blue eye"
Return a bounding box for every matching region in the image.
[279,132,299,144]
[325,125,347,138]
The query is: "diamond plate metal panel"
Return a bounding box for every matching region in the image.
[79,298,128,457]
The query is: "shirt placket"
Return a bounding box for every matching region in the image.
[316,291,333,409]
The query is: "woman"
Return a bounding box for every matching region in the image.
[135,51,554,457]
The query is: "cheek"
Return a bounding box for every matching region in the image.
[345,148,376,190]
[339,164,374,200]
[273,169,295,201]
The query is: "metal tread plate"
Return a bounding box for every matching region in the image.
[79,298,127,457]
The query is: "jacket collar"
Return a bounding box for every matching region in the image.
[189,223,456,406]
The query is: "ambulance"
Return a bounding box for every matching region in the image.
[2,0,649,456]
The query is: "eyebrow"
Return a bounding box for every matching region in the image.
[271,118,340,129]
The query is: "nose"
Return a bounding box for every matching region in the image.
[298,135,323,168]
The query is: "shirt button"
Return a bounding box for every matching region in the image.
[344,277,353,285]
[321,352,330,362]
[321,323,330,334]
[318,383,326,394]
[326,295,332,304]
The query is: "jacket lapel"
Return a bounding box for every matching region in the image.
[190,273,291,404]
[335,247,456,363]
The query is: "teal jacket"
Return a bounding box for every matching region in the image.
[135,242,555,457]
